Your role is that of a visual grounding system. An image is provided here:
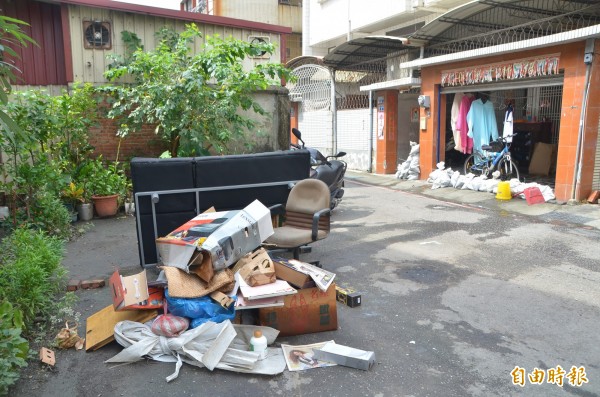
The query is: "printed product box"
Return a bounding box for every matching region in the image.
[156,200,273,271]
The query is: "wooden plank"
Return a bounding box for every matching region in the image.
[85,304,158,351]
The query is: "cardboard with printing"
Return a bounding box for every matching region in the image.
[272,258,316,289]
[335,285,362,308]
[237,248,276,286]
[109,269,164,311]
[156,200,273,272]
[258,283,337,337]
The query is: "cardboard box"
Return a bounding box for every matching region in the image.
[528,142,555,176]
[258,283,337,336]
[313,341,376,371]
[156,200,273,272]
[272,258,316,289]
[109,270,149,311]
[335,285,362,308]
[236,248,276,286]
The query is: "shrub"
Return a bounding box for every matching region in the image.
[0,228,66,329]
[0,301,29,396]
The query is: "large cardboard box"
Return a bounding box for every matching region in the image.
[258,283,337,336]
[528,142,555,176]
[156,200,273,271]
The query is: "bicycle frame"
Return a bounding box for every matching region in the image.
[471,146,509,172]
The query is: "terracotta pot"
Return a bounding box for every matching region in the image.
[91,194,119,217]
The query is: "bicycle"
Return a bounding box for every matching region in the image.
[463,135,520,181]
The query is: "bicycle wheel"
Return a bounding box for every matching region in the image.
[463,152,486,175]
[498,158,520,181]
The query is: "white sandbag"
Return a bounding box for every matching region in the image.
[106,320,286,382]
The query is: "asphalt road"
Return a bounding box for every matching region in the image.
[12,179,600,397]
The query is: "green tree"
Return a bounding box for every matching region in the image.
[0,15,36,142]
[103,24,292,157]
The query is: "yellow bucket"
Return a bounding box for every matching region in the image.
[496,181,512,200]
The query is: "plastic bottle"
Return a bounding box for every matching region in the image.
[249,330,268,359]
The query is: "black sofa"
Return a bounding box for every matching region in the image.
[131,150,311,267]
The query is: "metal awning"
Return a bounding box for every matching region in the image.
[322,36,415,72]
[410,0,600,49]
[285,55,325,70]
[360,77,421,92]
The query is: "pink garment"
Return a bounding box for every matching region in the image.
[455,95,475,154]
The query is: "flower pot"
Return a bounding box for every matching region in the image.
[124,201,135,215]
[77,202,94,221]
[70,211,78,223]
[91,194,119,217]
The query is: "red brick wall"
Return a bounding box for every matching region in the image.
[88,117,167,163]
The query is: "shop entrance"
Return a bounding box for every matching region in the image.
[443,83,563,188]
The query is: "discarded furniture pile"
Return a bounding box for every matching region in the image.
[80,152,374,381]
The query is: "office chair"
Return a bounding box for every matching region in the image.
[264,179,331,259]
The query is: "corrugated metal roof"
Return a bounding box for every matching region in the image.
[410,0,600,48]
[322,36,412,71]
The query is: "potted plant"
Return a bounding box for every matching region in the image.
[61,182,83,222]
[75,181,94,221]
[81,157,127,217]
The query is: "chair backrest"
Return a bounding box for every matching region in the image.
[286,179,330,213]
[284,179,330,233]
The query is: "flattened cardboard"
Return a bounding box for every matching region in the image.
[528,142,554,176]
[237,249,276,286]
[258,283,337,337]
[156,200,273,272]
[85,305,158,351]
[109,270,151,311]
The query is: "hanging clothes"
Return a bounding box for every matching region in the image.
[503,104,514,143]
[466,98,498,153]
[450,93,464,152]
[455,94,475,154]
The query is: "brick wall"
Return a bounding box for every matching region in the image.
[88,117,167,163]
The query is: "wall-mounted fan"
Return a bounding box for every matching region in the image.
[83,21,111,50]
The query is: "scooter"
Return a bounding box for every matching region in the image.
[291,128,347,210]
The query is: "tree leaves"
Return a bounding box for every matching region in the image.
[104,24,292,157]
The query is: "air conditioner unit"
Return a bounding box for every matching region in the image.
[248,36,271,59]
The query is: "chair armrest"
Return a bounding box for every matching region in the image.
[312,208,331,241]
[268,203,285,216]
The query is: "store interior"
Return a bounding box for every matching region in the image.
[443,85,563,188]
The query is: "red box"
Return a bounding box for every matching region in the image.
[258,284,337,336]
[523,187,545,205]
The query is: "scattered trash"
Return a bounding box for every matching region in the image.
[281,342,337,371]
[313,341,376,371]
[335,284,362,308]
[523,186,545,205]
[249,329,268,359]
[39,347,55,366]
[107,320,286,381]
[85,305,158,351]
[83,199,375,382]
[55,321,84,349]
[587,190,599,204]
[80,279,105,289]
[427,162,556,202]
[150,314,189,337]
[396,142,420,180]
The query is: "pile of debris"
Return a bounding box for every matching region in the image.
[78,200,373,382]
[427,162,556,202]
